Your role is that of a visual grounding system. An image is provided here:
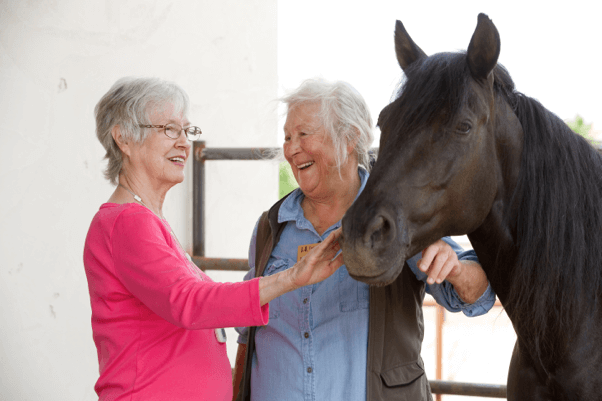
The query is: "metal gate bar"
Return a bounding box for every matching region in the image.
[190,256,249,271]
[192,141,279,262]
[429,380,507,398]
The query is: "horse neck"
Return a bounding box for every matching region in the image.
[468,218,515,305]
[468,99,523,306]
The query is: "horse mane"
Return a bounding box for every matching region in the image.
[496,67,602,365]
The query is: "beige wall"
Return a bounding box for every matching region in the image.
[0,1,278,399]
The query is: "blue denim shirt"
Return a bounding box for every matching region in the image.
[236,167,496,401]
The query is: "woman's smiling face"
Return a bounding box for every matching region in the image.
[127,104,192,188]
[283,102,341,198]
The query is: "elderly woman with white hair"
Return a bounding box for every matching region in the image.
[83,77,344,401]
[233,78,496,401]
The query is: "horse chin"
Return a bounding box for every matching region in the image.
[347,261,405,287]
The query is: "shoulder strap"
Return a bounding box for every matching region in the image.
[238,193,291,401]
[254,211,272,278]
[253,191,291,277]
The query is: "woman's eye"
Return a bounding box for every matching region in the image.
[457,122,471,134]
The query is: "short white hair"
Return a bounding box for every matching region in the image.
[280,78,374,171]
[94,77,190,185]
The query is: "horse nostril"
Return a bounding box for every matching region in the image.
[363,214,394,250]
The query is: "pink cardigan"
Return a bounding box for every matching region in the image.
[83,203,268,400]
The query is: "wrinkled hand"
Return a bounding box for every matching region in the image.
[417,239,462,285]
[289,228,344,289]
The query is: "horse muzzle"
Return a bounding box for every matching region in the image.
[341,206,411,285]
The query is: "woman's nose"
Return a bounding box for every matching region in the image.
[176,131,192,149]
[285,135,301,156]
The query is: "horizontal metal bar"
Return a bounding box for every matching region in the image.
[429,380,507,398]
[191,256,250,271]
[196,147,380,161]
[198,147,278,161]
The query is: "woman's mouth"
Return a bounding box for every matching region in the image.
[297,161,314,170]
[169,156,186,166]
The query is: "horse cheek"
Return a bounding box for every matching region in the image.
[449,151,497,234]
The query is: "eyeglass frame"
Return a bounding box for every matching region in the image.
[139,124,203,141]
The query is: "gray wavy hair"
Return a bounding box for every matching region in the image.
[94,77,190,185]
[280,78,374,171]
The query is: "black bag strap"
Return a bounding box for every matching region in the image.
[237,194,291,401]
[254,211,273,278]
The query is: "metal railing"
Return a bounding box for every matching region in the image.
[191,141,508,399]
[192,141,277,264]
[430,380,506,398]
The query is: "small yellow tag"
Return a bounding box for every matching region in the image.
[297,243,320,262]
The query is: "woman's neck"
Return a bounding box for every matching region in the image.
[302,166,361,236]
[111,172,168,219]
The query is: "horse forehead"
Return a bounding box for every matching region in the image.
[378,52,497,151]
[469,81,494,116]
[422,51,462,67]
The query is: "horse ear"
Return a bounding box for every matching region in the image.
[394,20,427,71]
[467,13,501,81]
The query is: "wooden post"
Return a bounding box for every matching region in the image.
[436,305,445,401]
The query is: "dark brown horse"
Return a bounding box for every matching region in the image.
[341,13,602,400]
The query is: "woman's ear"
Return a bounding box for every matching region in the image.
[111,125,131,157]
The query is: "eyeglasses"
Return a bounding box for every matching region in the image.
[139,123,203,141]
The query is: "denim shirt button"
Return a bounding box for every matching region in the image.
[304,332,309,338]
[307,367,312,373]
[303,298,308,304]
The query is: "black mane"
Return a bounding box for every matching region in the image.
[499,71,602,366]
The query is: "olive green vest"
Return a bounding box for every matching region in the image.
[238,195,433,401]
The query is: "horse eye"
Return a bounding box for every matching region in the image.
[457,122,472,134]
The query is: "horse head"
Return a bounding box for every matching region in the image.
[342,14,513,285]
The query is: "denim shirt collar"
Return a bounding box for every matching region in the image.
[278,167,370,233]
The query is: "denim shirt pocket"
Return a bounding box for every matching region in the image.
[338,265,370,312]
[264,258,289,319]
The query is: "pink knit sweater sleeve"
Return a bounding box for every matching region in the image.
[111,207,269,330]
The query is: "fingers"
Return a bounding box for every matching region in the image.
[431,258,456,284]
[419,240,459,285]
[322,227,342,248]
[318,252,344,282]
[329,252,345,271]
[294,230,344,286]
[307,228,342,261]
[419,241,442,272]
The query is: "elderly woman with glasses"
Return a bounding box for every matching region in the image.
[83,77,344,401]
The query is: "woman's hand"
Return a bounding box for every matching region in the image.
[288,227,344,288]
[258,228,344,306]
[417,239,462,285]
[417,239,488,303]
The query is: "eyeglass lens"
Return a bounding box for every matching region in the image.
[163,124,202,141]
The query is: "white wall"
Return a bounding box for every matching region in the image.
[0,1,278,399]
